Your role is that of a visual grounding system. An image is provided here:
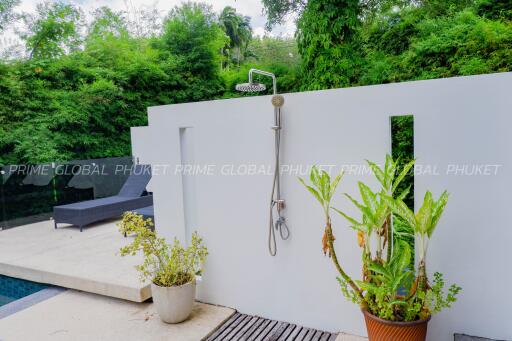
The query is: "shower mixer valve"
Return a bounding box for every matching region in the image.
[273,199,286,210]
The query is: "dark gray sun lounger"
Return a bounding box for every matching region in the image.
[133,205,154,221]
[53,165,153,232]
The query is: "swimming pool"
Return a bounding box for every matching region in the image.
[0,275,48,307]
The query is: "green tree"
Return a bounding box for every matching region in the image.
[262,0,305,29]
[297,0,361,90]
[0,2,233,165]
[160,2,227,101]
[21,2,82,59]
[219,6,252,66]
[87,7,128,41]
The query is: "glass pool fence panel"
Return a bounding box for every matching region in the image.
[0,156,133,230]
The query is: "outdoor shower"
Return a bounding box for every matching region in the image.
[236,69,289,256]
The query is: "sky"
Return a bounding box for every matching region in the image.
[0,0,296,53]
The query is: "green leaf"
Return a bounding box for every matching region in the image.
[382,194,416,229]
[396,240,411,273]
[330,170,344,198]
[392,158,415,194]
[332,207,365,230]
[345,193,374,223]
[428,190,449,237]
[374,192,390,226]
[310,166,321,187]
[368,263,390,279]
[319,169,331,200]
[299,177,324,207]
[366,159,385,187]
[397,185,411,201]
[416,191,433,235]
[358,182,377,214]
[383,154,394,190]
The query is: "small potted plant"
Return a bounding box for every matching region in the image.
[118,212,208,324]
[299,155,460,340]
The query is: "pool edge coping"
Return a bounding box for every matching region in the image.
[0,286,66,320]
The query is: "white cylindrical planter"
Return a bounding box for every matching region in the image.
[151,281,196,323]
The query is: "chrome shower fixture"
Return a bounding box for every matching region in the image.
[235,83,266,93]
[236,69,289,256]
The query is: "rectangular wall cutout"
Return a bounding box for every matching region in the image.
[390,115,414,209]
[390,115,415,262]
[179,127,196,245]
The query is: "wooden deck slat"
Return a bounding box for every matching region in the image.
[209,313,338,341]
[207,313,242,340]
[319,332,332,341]
[303,328,318,341]
[240,318,267,341]
[261,321,283,341]
[294,327,310,340]
[266,321,290,341]
[211,313,246,340]
[310,330,324,341]
[246,319,271,341]
[253,320,278,341]
[224,315,254,340]
[276,324,297,341]
[285,326,303,341]
[230,316,260,340]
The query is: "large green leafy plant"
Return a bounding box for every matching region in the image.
[118,212,208,287]
[299,155,460,322]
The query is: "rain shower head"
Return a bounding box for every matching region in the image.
[235,82,266,93]
[236,68,277,95]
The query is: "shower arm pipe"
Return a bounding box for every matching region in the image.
[249,69,277,95]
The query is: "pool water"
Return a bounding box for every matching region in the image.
[0,275,48,307]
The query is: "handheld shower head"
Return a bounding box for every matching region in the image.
[235,83,266,93]
[271,95,285,108]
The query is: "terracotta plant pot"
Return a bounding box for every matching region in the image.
[362,309,431,341]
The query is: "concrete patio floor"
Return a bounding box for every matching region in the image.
[0,219,149,302]
[0,289,235,341]
[0,220,369,341]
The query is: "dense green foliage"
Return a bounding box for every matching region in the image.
[297,0,360,89]
[0,2,299,165]
[1,0,511,165]
[266,0,512,90]
[391,115,414,209]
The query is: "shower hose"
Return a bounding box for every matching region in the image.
[268,106,290,256]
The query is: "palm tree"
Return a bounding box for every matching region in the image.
[219,6,252,67]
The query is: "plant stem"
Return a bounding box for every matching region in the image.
[326,217,364,300]
[386,214,392,262]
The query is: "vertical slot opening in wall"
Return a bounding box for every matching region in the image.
[390,115,414,260]
[179,127,196,245]
[390,115,414,209]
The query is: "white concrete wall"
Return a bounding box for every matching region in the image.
[414,73,512,341]
[131,72,512,340]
